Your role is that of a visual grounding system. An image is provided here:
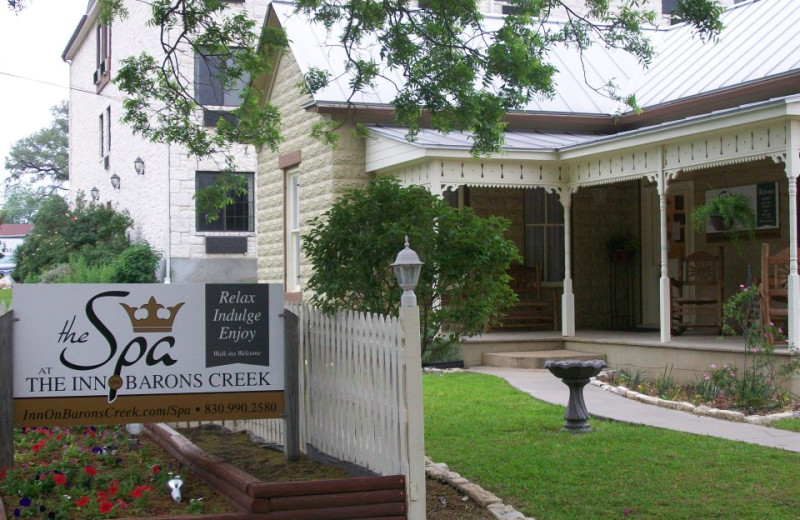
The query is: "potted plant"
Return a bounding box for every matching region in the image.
[690,192,756,238]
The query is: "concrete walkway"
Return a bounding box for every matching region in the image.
[471,366,800,453]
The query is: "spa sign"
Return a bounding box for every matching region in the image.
[12,284,285,426]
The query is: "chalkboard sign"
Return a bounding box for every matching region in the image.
[757,182,777,228]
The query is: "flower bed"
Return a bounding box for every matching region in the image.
[0,425,235,519]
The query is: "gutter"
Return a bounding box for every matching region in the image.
[61,14,87,62]
[559,94,800,158]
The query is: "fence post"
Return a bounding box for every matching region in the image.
[0,310,14,470]
[283,309,300,462]
[400,305,425,520]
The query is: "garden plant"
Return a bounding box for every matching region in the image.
[13,194,160,284]
[303,176,521,359]
[609,283,800,412]
[0,425,231,519]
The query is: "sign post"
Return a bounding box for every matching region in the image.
[0,311,12,469]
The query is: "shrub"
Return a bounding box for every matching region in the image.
[112,242,161,283]
[14,194,133,282]
[303,177,521,357]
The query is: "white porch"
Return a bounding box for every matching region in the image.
[368,95,800,347]
[462,329,800,394]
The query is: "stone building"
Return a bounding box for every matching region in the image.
[62,0,270,283]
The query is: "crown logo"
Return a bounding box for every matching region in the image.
[120,296,185,333]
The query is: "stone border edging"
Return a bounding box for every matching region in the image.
[425,458,534,520]
[590,379,800,425]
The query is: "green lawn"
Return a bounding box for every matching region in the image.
[0,287,12,310]
[771,418,800,432]
[424,372,800,520]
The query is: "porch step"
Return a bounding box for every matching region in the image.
[482,349,606,370]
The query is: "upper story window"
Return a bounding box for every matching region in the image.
[524,188,564,283]
[196,172,254,232]
[194,49,250,107]
[98,106,111,169]
[94,23,111,91]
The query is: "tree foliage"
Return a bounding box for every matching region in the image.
[9,0,723,160]
[13,194,135,282]
[303,177,522,356]
[4,101,69,195]
[0,184,41,224]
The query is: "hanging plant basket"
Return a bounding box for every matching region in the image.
[709,214,733,232]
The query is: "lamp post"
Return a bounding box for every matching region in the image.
[392,236,425,520]
[125,422,143,449]
[110,172,121,190]
[391,236,423,307]
[134,156,145,175]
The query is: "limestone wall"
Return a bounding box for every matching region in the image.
[256,50,368,289]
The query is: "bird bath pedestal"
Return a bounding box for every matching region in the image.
[544,359,607,433]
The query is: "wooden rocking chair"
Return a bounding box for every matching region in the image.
[490,264,558,331]
[669,246,724,335]
[759,243,797,345]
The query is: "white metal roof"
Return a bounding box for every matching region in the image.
[270,1,643,115]
[632,0,800,108]
[368,126,600,151]
[269,0,800,116]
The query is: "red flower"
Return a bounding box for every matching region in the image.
[97,490,108,501]
[0,468,6,481]
[76,496,90,508]
[31,440,47,453]
[52,473,67,486]
[129,484,153,499]
[108,483,119,496]
[84,465,97,477]
[152,464,160,475]
[86,428,96,438]
[98,501,114,513]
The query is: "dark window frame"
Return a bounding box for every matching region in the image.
[94,23,111,91]
[194,48,250,108]
[195,171,255,233]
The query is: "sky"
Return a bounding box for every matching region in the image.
[0,0,88,188]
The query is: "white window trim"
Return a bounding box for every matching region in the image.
[286,169,301,292]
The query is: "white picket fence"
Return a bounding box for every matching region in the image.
[173,302,426,518]
[235,304,410,476]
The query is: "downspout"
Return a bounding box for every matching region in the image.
[165,143,172,284]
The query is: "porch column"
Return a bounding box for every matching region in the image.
[651,148,675,343]
[560,188,576,336]
[786,120,800,346]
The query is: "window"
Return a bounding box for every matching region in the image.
[523,188,564,282]
[195,172,254,232]
[286,169,301,291]
[94,23,111,89]
[99,106,111,165]
[194,49,250,107]
[662,0,679,14]
[105,106,111,152]
[98,112,104,157]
